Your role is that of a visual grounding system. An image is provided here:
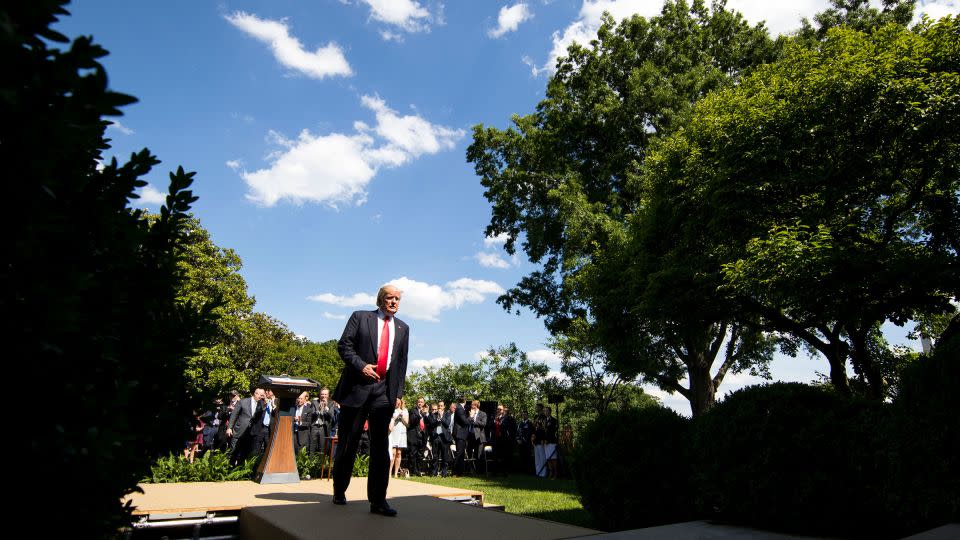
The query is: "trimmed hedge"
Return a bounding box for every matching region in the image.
[574,373,958,537]
[571,405,693,531]
[691,383,888,537]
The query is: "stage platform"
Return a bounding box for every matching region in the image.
[125,478,602,539]
[125,477,484,515]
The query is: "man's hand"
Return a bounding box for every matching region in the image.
[362,363,380,381]
[226,428,233,438]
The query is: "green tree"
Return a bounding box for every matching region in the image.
[5,1,216,535]
[467,0,782,415]
[797,0,914,43]
[644,18,960,398]
[479,343,551,414]
[406,362,486,403]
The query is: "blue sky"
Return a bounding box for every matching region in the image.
[56,0,957,414]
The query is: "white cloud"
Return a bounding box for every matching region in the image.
[134,184,166,206]
[411,357,453,371]
[238,95,463,207]
[360,0,432,34]
[225,160,242,171]
[473,350,489,361]
[528,348,561,366]
[310,276,505,322]
[475,251,511,269]
[380,30,405,42]
[483,233,510,247]
[359,95,463,158]
[916,0,960,20]
[322,312,347,320]
[108,120,134,135]
[490,3,534,38]
[225,11,352,79]
[307,292,377,307]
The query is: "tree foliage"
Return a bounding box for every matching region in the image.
[172,216,342,396]
[467,0,782,415]
[4,1,217,535]
[646,17,960,398]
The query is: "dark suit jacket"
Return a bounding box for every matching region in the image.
[333,310,409,408]
[407,407,424,446]
[228,397,264,439]
[293,401,317,429]
[428,411,452,443]
[469,409,488,442]
[452,403,471,441]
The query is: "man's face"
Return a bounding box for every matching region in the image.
[449,403,457,413]
[254,389,265,401]
[379,287,401,317]
[417,398,425,409]
[265,390,274,399]
[496,406,503,416]
[429,405,436,414]
[320,389,329,402]
[438,401,445,411]
[296,393,307,406]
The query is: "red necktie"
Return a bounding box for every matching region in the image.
[377,317,390,378]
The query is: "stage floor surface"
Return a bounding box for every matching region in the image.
[126,478,602,539]
[126,477,485,515]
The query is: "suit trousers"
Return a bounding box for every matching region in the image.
[429,435,448,476]
[332,383,392,504]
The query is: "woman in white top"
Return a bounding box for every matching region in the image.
[388,399,410,478]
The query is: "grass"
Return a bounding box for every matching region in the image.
[408,474,599,530]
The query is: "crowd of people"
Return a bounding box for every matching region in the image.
[184,389,561,479]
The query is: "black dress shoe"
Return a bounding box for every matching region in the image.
[369,501,398,517]
[332,494,347,505]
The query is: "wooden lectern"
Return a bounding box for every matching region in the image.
[255,374,320,484]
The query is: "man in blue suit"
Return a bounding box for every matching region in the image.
[331,285,409,517]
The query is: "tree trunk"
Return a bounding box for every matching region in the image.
[849,327,884,400]
[687,354,716,418]
[825,345,851,396]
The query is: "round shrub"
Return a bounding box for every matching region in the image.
[885,341,960,535]
[692,383,888,538]
[571,405,693,531]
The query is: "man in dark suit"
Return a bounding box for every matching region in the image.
[310,387,338,455]
[426,402,451,477]
[331,285,409,517]
[227,388,265,466]
[406,397,425,476]
[467,399,488,469]
[493,404,517,475]
[293,391,316,454]
[451,398,471,475]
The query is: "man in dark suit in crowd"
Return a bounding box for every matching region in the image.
[215,391,240,451]
[467,399,488,470]
[293,391,316,454]
[517,410,533,474]
[227,388,265,466]
[425,402,451,477]
[250,389,277,457]
[310,387,338,455]
[493,404,517,475]
[451,398,470,475]
[407,397,426,476]
[331,285,409,517]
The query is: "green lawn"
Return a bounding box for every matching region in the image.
[408,474,599,530]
